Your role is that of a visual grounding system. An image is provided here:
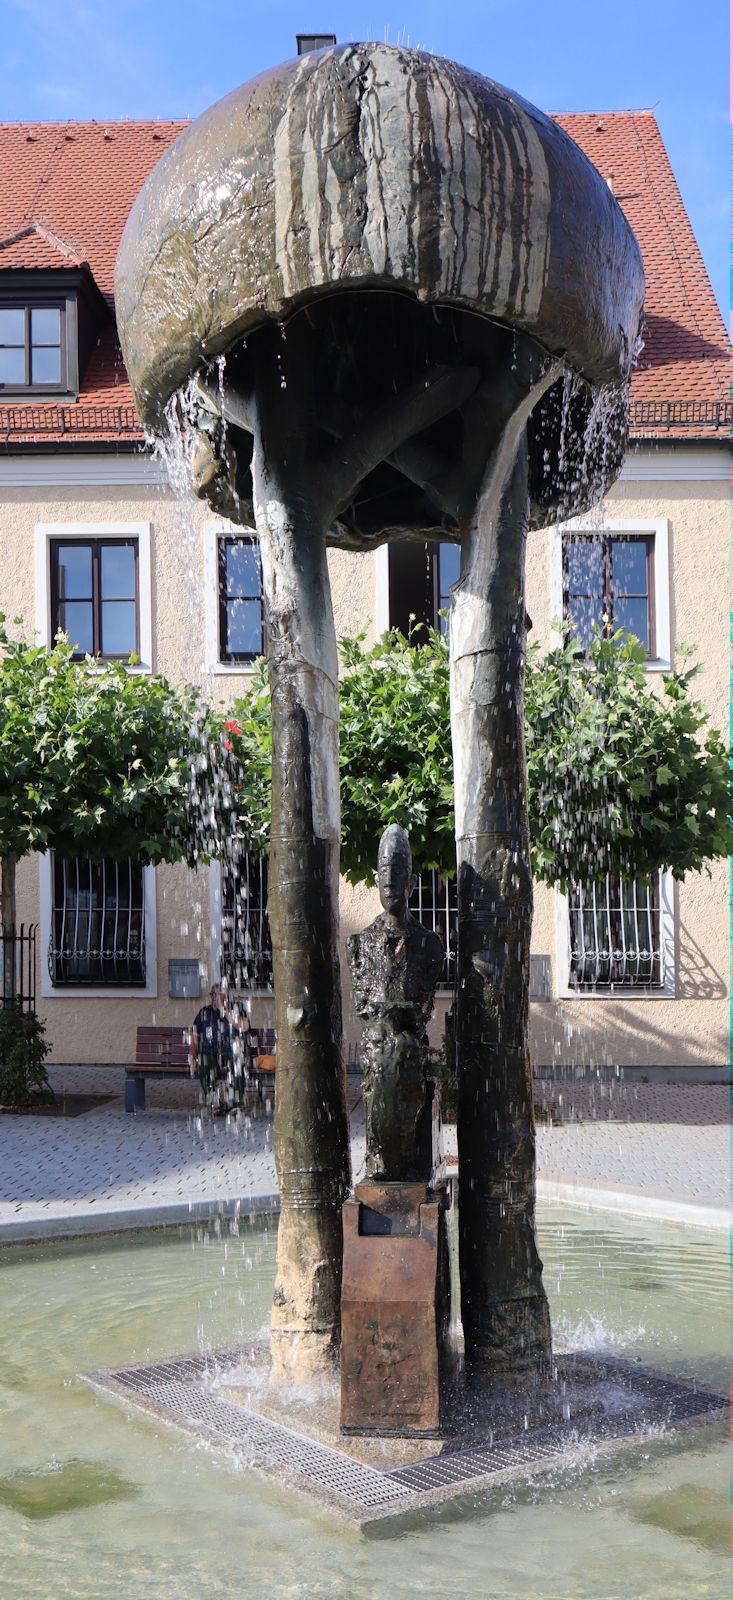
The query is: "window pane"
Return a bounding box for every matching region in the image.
[30,306,61,343]
[31,345,61,383]
[0,347,25,383]
[226,598,262,657]
[59,601,94,654]
[101,543,135,599]
[567,594,604,652]
[0,308,24,344]
[101,601,136,656]
[614,596,649,649]
[439,542,461,595]
[611,540,648,595]
[57,545,92,599]
[565,539,603,595]
[225,539,260,598]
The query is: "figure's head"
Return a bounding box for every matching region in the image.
[377,824,414,915]
[210,983,225,1009]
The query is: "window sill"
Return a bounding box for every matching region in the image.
[44,984,158,1000]
[0,388,78,402]
[557,986,675,1002]
[210,662,258,676]
[64,658,152,675]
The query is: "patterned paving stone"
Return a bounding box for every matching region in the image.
[0,1070,726,1236]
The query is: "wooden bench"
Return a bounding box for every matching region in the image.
[125,1024,277,1112]
[250,1028,277,1098]
[125,1026,192,1112]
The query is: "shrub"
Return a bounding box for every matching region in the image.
[0,1006,52,1107]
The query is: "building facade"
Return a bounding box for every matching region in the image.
[0,110,728,1070]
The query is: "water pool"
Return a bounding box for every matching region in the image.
[0,1209,726,1600]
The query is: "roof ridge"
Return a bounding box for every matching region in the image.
[0,118,188,131]
[0,219,86,264]
[549,107,657,117]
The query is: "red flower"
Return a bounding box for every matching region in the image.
[224,740,232,751]
[224,719,241,734]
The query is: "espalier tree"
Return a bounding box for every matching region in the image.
[0,620,237,1001]
[227,626,730,888]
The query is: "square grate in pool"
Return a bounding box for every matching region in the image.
[82,1349,726,1526]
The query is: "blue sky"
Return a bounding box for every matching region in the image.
[4,0,728,318]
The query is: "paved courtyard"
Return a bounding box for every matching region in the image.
[0,1067,727,1241]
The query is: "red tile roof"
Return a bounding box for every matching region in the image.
[0,120,184,442]
[0,112,728,446]
[553,111,729,437]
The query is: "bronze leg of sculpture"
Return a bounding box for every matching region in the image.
[451,426,552,1387]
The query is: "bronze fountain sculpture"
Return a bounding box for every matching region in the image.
[115,42,644,1405]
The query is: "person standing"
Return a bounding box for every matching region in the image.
[189,984,250,1113]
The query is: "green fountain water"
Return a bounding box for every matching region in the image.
[0,1209,725,1600]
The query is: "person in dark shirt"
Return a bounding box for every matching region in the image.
[190,984,250,1113]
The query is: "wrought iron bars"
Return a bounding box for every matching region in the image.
[0,924,37,1011]
[48,856,146,987]
[567,872,663,989]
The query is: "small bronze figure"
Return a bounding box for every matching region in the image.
[347,825,444,1182]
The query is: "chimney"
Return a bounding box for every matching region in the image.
[296,33,336,55]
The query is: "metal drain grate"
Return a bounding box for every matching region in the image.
[85,1348,726,1524]
[98,1356,410,1508]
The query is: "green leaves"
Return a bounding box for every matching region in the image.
[0,620,236,873]
[524,627,730,888]
[227,624,729,892]
[337,625,454,884]
[6,606,725,900]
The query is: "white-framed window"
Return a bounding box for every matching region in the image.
[549,519,671,671]
[209,855,273,995]
[377,538,461,637]
[204,523,263,673]
[40,852,157,999]
[409,869,457,991]
[555,869,675,999]
[0,298,67,392]
[35,522,153,670]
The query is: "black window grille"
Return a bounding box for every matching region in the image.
[217,535,264,663]
[567,873,664,990]
[221,853,273,992]
[562,533,655,656]
[49,856,146,987]
[409,868,457,990]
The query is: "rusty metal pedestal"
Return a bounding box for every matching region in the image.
[340,1180,450,1437]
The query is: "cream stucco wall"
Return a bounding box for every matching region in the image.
[0,451,728,1068]
[527,466,729,1068]
[0,474,391,1062]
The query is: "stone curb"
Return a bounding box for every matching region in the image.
[0,1193,281,1245]
[536,1174,728,1232]
[1,1176,727,1246]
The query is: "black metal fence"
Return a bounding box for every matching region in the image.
[628,400,732,431]
[0,398,730,445]
[1,925,37,1012]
